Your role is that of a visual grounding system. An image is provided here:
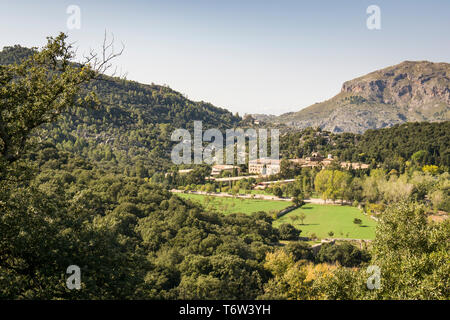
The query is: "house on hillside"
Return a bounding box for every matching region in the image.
[178,169,194,174]
[305,152,325,162]
[340,162,370,170]
[288,153,369,171]
[321,154,335,166]
[211,164,240,176]
[249,158,281,176]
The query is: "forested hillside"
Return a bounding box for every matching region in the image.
[1,34,448,301]
[0,35,273,300]
[280,121,450,171]
[3,46,448,178]
[274,61,450,133]
[2,150,278,299]
[0,45,241,175]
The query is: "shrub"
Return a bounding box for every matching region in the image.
[278,223,301,240]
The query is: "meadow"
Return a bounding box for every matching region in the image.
[274,204,377,240]
[177,193,291,215]
[177,193,377,239]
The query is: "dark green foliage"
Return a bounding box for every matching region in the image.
[0,39,271,300]
[0,150,278,299]
[0,45,35,65]
[278,223,301,240]
[292,194,305,207]
[280,122,450,173]
[284,242,314,262]
[0,45,241,178]
[1,35,448,301]
[0,34,98,171]
[315,243,370,267]
[273,186,283,198]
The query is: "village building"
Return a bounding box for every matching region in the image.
[286,153,368,171]
[178,169,194,174]
[166,168,193,177]
[248,158,281,176]
[211,164,240,176]
[321,154,335,166]
[305,152,325,162]
[288,158,306,165]
[339,162,370,170]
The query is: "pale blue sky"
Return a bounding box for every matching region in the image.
[1,0,449,115]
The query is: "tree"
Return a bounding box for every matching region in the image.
[0,32,122,176]
[205,183,215,193]
[278,223,301,240]
[422,165,439,175]
[289,215,299,224]
[353,218,362,226]
[292,194,305,207]
[284,242,314,262]
[370,202,450,299]
[298,212,306,225]
[334,171,351,204]
[315,243,370,267]
[314,170,331,201]
[231,184,240,196]
[411,150,429,167]
[273,186,283,198]
[260,249,336,300]
[362,169,385,203]
[430,189,450,212]
[314,170,350,203]
[347,177,363,202]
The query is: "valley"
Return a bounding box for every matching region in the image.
[0,33,448,301]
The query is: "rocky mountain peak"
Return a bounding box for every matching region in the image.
[273,61,450,133]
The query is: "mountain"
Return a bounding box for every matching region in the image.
[275,61,450,133]
[249,113,277,122]
[0,45,241,175]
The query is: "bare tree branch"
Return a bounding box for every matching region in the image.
[82,31,125,79]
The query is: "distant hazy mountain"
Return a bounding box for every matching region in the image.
[274,61,450,133]
[248,114,277,122]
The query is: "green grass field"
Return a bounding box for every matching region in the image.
[176,193,377,240]
[177,193,291,215]
[274,204,377,240]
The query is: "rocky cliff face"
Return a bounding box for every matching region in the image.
[275,61,450,133]
[341,61,449,111]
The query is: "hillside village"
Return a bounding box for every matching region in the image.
[178,152,369,183]
[1,26,448,302]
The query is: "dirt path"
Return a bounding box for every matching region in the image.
[170,189,351,205]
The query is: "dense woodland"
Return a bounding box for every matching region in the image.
[0,45,240,176]
[280,122,449,171]
[0,34,448,300]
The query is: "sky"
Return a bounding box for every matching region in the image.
[0,0,449,115]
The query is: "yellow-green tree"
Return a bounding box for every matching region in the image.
[314,169,350,203]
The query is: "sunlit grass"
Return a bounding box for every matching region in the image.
[274,204,377,240]
[177,193,290,215]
